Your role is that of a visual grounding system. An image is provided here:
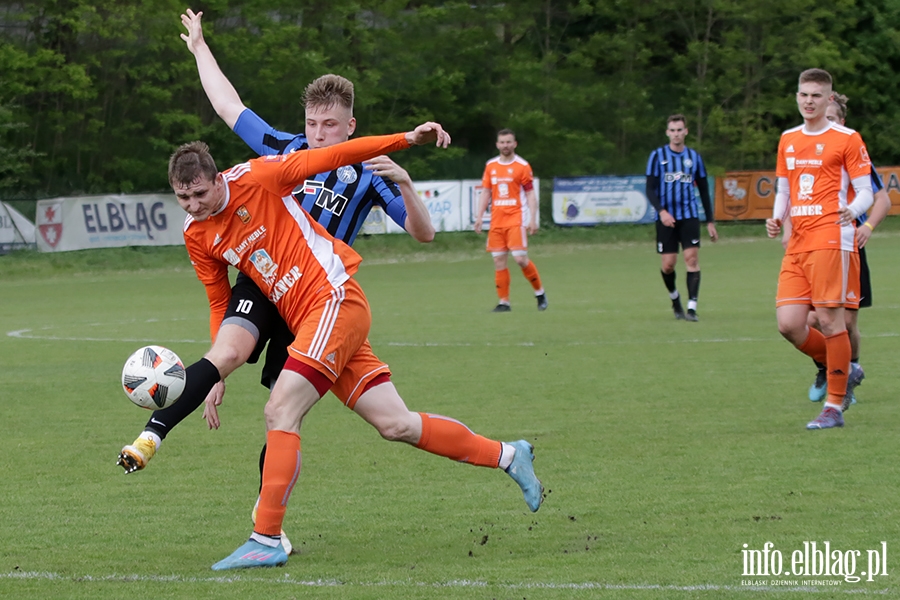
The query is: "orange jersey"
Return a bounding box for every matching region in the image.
[481,155,534,229]
[183,133,409,339]
[776,122,871,254]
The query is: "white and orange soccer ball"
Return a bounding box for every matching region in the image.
[121,345,186,410]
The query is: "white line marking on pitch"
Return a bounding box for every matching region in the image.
[7,326,899,347]
[0,571,893,594]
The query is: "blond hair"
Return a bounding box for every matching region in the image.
[302,74,354,113]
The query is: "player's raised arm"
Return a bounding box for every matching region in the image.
[180,9,247,130]
[269,123,452,196]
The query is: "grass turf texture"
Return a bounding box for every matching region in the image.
[1,223,898,599]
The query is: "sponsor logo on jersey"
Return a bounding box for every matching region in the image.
[336,165,357,184]
[234,225,267,255]
[664,172,693,183]
[236,205,252,224]
[815,144,825,155]
[786,157,796,170]
[786,145,795,153]
[860,145,870,164]
[250,248,278,283]
[222,248,240,265]
[268,265,303,303]
[494,199,518,206]
[213,233,222,246]
[790,204,822,217]
[297,180,350,216]
[798,174,815,201]
[262,155,286,162]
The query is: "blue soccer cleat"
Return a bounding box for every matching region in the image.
[211,539,288,571]
[808,369,827,402]
[504,440,544,512]
[806,406,844,430]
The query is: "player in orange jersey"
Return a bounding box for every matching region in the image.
[165,127,544,570]
[766,69,874,430]
[784,92,892,407]
[474,129,547,312]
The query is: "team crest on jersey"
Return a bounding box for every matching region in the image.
[236,205,251,224]
[249,249,278,282]
[815,144,825,155]
[798,174,815,200]
[683,158,693,168]
[336,165,357,184]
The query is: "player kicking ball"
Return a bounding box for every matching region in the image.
[161,125,543,570]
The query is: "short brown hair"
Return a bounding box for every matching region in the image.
[798,68,833,87]
[497,128,516,139]
[302,74,354,113]
[168,141,218,187]
[829,91,849,121]
[667,114,687,127]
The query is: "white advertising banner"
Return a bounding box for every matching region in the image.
[35,194,186,252]
[410,180,463,233]
[0,202,36,251]
[461,178,540,231]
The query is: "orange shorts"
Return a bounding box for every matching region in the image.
[486,225,528,253]
[776,249,860,309]
[286,278,390,408]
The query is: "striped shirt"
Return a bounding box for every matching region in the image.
[645,146,708,220]
[233,108,408,245]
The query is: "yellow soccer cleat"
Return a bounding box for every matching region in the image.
[116,436,157,474]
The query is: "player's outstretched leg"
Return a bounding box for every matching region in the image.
[503,440,544,512]
[117,358,221,473]
[211,539,288,571]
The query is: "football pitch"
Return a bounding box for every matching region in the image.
[1,227,898,599]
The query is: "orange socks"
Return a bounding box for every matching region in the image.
[255,430,301,536]
[797,327,827,365]
[416,412,501,468]
[521,261,543,292]
[495,268,510,303]
[824,331,851,406]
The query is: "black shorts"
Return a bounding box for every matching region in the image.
[221,272,294,389]
[858,244,872,309]
[656,217,701,254]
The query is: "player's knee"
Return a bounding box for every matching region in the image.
[374,413,418,443]
[205,343,251,378]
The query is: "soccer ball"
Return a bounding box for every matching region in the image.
[121,345,186,410]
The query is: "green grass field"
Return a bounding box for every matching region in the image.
[1,225,898,599]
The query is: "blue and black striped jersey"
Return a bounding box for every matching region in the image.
[646,146,708,220]
[232,108,408,245]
